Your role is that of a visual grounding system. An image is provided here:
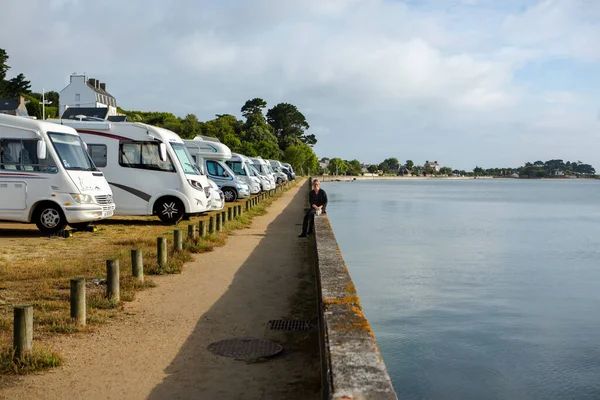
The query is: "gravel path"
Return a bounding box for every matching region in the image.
[0,180,320,400]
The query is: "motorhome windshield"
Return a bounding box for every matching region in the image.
[48,132,96,171]
[225,161,247,176]
[171,142,200,175]
[245,162,256,176]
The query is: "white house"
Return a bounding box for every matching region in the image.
[59,74,117,117]
[426,161,441,172]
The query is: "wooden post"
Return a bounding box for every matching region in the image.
[174,229,183,251]
[228,207,233,221]
[215,213,222,232]
[131,249,144,283]
[70,278,86,326]
[106,259,120,302]
[188,224,197,239]
[237,205,242,216]
[199,220,207,237]
[13,305,33,358]
[222,210,227,224]
[157,237,167,269]
[208,216,215,234]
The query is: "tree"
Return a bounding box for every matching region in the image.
[5,73,31,97]
[0,48,9,82]
[346,159,362,176]
[473,166,485,176]
[378,158,399,174]
[405,160,414,170]
[283,144,318,175]
[266,103,312,150]
[367,165,379,174]
[328,158,347,175]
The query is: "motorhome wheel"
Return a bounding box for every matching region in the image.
[35,203,68,234]
[222,187,237,202]
[277,177,283,184]
[155,197,185,224]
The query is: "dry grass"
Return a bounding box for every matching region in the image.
[0,182,297,374]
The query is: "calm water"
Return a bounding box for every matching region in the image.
[323,179,600,400]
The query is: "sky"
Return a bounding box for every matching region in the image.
[1,0,599,170]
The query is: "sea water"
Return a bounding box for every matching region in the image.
[323,179,600,400]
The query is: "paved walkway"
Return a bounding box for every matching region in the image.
[0,180,320,400]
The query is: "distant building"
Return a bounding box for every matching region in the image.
[553,169,565,176]
[426,161,441,172]
[0,96,29,117]
[59,73,117,117]
[510,173,519,178]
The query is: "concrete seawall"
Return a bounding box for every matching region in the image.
[313,213,397,399]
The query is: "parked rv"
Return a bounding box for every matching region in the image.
[249,163,274,191]
[207,178,225,211]
[250,157,276,187]
[184,136,250,202]
[51,118,211,224]
[225,153,261,194]
[268,160,289,184]
[0,114,115,233]
[282,162,296,179]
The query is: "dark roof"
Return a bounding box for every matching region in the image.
[62,107,110,120]
[87,83,115,99]
[107,115,127,122]
[0,99,19,111]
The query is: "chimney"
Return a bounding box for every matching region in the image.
[100,82,106,91]
[88,78,97,88]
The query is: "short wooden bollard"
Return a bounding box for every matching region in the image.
[174,229,183,251]
[245,201,249,212]
[215,213,222,232]
[106,259,120,302]
[221,210,227,224]
[208,216,215,234]
[70,278,86,326]
[131,249,144,283]
[157,237,167,269]
[188,224,197,240]
[199,220,207,237]
[237,205,242,216]
[228,207,233,220]
[13,305,33,358]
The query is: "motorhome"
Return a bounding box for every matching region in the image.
[267,159,289,184]
[207,178,225,211]
[249,163,274,191]
[0,114,115,233]
[250,157,276,187]
[282,162,296,179]
[225,153,261,194]
[51,119,211,224]
[184,136,250,202]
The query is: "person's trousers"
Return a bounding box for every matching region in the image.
[301,209,316,235]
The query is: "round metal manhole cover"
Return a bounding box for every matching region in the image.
[207,338,283,360]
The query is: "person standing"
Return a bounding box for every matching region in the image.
[299,178,328,237]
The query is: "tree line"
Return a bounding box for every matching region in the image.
[0,48,319,175]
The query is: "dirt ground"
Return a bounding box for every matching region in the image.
[0,179,320,400]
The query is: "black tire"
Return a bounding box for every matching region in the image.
[69,222,91,230]
[222,187,237,202]
[34,202,67,234]
[155,197,185,224]
[277,177,283,184]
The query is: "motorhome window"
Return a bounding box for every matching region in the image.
[49,132,96,171]
[87,144,107,168]
[171,142,200,175]
[206,160,229,177]
[225,161,246,176]
[244,162,255,176]
[0,138,58,173]
[119,142,175,172]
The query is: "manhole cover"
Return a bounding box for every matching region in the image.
[268,319,311,332]
[207,338,282,360]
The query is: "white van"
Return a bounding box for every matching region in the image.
[184,136,250,202]
[250,157,276,188]
[207,178,225,211]
[0,114,115,233]
[226,153,261,194]
[267,159,289,184]
[249,163,274,191]
[52,119,211,224]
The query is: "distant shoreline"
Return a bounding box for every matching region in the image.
[316,175,597,182]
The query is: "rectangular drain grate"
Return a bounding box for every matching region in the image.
[268,319,311,332]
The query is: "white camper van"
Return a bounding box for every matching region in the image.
[51,119,211,224]
[250,157,276,188]
[0,114,115,233]
[266,159,288,184]
[249,163,274,191]
[225,153,261,194]
[184,136,250,202]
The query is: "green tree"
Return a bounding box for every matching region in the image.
[266,103,312,150]
[0,48,9,82]
[378,158,399,174]
[283,144,318,175]
[179,114,201,139]
[473,166,485,176]
[328,158,347,175]
[346,159,362,176]
[367,164,379,174]
[241,98,267,121]
[5,73,31,97]
[405,160,414,170]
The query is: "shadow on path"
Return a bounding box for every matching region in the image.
[148,186,320,400]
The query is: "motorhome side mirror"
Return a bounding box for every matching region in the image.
[159,143,167,162]
[37,140,47,160]
[82,141,88,151]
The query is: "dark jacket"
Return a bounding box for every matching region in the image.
[309,189,328,212]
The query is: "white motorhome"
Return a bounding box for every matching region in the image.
[51,119,211,224]
[249,163,274,191]
[184,136,250,202]
[250,157,276,188]
[207,178,225,211]
[267,159,289,184]
[226,153,261,194]
[0,114,115,233]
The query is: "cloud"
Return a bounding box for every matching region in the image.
[0,0,598,169]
